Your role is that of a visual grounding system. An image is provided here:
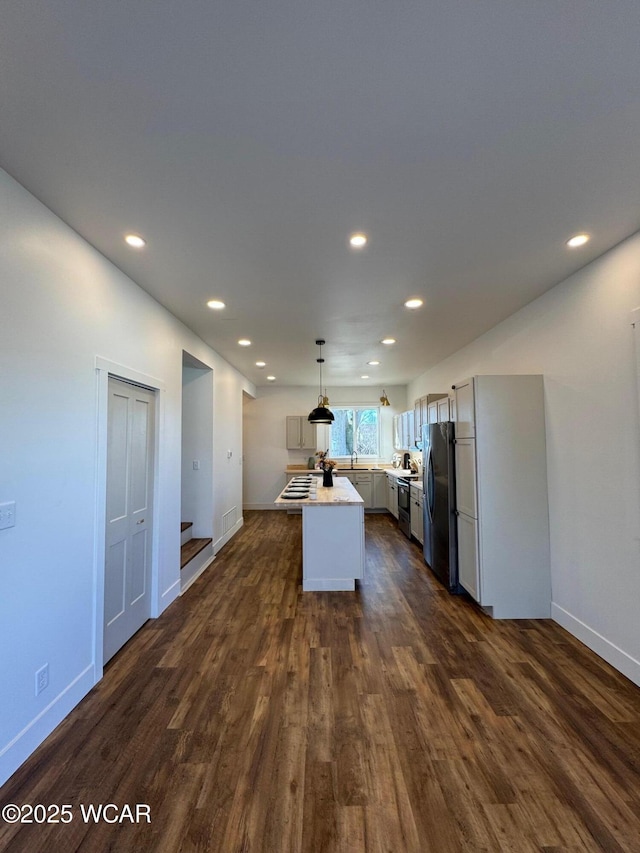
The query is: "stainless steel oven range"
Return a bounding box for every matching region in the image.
[397,477,413,538]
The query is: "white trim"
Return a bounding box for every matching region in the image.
[214,516,244,553]
[93,357,165,685]
[162,578,182,604]
[180,554,216,595]
[0,665,94,787]
[95,356,165,392]
[244,503,282,511]
[552,602,640,688]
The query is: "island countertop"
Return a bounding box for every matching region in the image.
[275,476,364,508]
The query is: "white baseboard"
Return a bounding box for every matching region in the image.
[552,602,640,687]
[243,503,280,511]
[160,577,181,609]
[214,516,244,553]
[181,553,215,595]
[0,664,95,788]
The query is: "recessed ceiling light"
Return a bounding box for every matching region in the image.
[404,298,423,309]
[206,299,225,310]
[367,360,380,366]
[381,338,396,345]
[267,375,276,381]
[361,375,369,379]
[238,339,252,346]
[566,233,590,248]
[255,361,266,368]
[125,234,146,248]
[349,232,368,249]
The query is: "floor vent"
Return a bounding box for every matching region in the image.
[223,506,237,535]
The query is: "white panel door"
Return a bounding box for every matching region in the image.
[104,378,155,663]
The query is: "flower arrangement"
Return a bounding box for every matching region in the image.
[315,450,337,472]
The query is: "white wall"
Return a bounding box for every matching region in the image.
[408,233,640,685]
[181,364,214,539]
[0,170,254,786]
[243,385,408,508]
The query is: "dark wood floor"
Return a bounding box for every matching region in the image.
[2,512,640,852]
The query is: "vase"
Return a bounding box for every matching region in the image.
[322,469,333,487]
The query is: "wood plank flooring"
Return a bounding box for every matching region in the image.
[2,511,640,852]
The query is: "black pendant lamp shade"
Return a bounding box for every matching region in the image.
[308,340,335,424]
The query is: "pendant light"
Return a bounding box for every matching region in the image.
[308,340,335,424]
[379,389,391,406]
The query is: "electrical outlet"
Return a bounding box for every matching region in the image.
[0,501,16,530]
[192,460,200,470]
[35,663,49,696]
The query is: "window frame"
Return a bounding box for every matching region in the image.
[329,405,381,460]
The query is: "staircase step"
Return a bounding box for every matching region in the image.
[180,537,212,569]
[180,521,194,546]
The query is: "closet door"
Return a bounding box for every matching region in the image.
[104,378,155,663]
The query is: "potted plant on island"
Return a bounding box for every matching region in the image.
[315,450,337,487]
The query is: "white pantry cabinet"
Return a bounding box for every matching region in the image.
[286,416,317,450]
[452,375,551,619]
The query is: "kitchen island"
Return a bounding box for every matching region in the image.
[274,476,364,591]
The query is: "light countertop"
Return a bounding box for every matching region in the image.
[275,476,364,508]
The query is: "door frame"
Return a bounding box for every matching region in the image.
[94,357,165,682]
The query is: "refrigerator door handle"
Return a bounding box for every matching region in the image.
[426,446,435,522]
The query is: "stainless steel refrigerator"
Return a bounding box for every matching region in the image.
[422,422,460,592]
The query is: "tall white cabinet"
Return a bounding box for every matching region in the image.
[452,375,551,619]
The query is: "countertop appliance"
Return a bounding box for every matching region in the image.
[422,422,460,592]
[397,477,412,539]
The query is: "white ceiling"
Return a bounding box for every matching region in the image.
[2,2,640,387]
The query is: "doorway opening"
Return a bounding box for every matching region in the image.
[180,352,214,591]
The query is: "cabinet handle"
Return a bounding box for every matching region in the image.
[137,519,145,524]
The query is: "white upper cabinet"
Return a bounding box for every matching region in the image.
[437,397,450,422]
[452,377,475,437]
[286,416,317,450]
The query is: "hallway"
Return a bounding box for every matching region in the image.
[2,511,640,852]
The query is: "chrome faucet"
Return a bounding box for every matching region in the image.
[350,450,358,469]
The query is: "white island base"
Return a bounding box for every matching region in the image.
[275,477,365,591]
[302,504,364,591]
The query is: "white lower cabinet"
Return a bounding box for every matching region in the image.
[353,472,372,508]
[386,474,398,518]
[456,511,479,601]
[373,471,387,508]
[410,485,423,544]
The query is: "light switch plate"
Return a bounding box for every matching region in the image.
[0,501,16,530]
